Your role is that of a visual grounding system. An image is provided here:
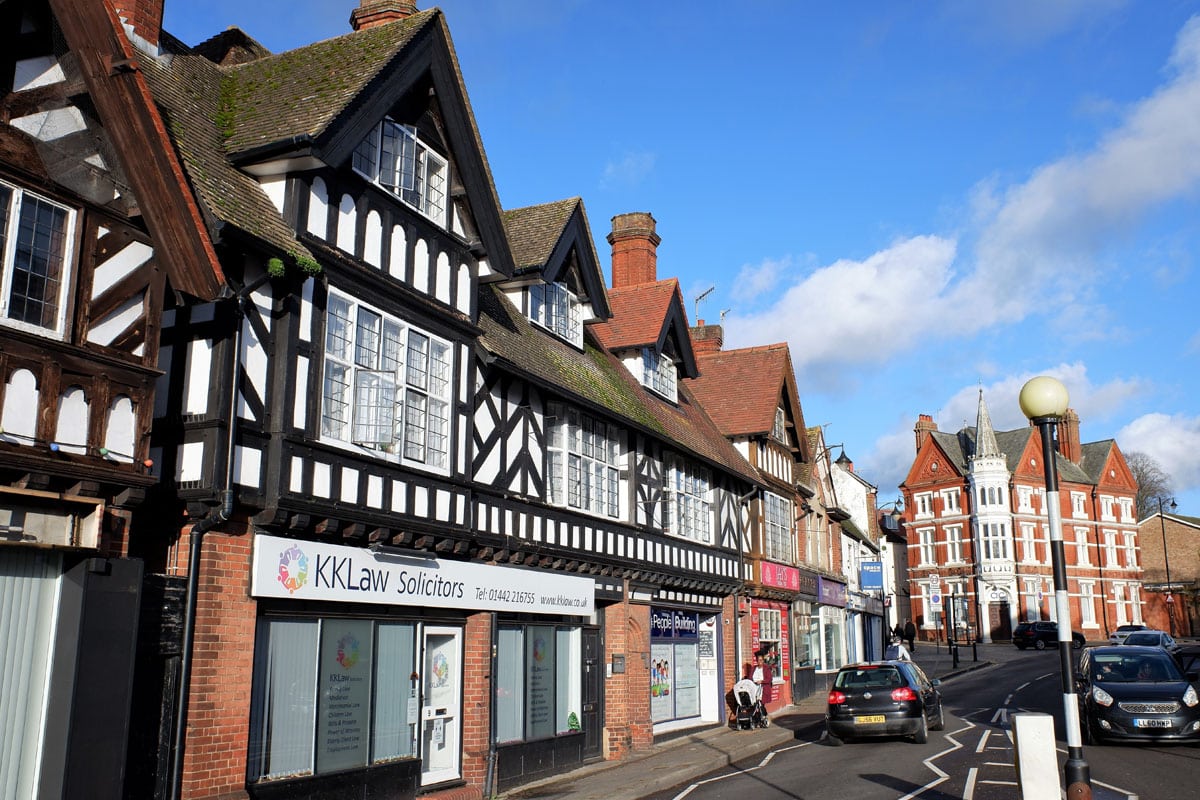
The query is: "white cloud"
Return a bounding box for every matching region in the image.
[600,150,656,188]
[1118,412,1200,493]
[941,0,1129,47]
[731,257,788,303]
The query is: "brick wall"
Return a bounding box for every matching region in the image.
[459,612,491,795]
[601,599,656,758]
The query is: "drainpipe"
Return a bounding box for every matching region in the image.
[169,278,259,800]
[484,612,498,798]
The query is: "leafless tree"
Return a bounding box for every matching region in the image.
[1125,450,1173,520]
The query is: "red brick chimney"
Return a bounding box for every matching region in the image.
[690,320,723,354]
[1056,408,1081,463]
[112,0,164,46]
[608,212,660,288]
[914,414,937,452]
[351,0,418,31]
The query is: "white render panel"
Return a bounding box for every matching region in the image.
[456,494,466,525]
[435,489,450,522]
[240,314,267,422]
[259,175,286,214]
[104,396,135,463]
[340,467,359,503]
[435,251,451,304]
[388,224,407,280]
[413,238,429,295]
[336,194,355,253]
[92,240,152,297]
[294,355,309,429]
[235,445,262,489]
[413,485,429,519]
[364,210,382,268]
[533,515,543,543]
[477,257,493,278]
[11,106,87,142]
[183,338,212,415]
[391,480,407,514]
[457,416,468,477]
[734,440,749,459]
[313,462,331,499]
[87,294,143,347]
[457,344,469,404]
[367,475,383,508]
[307,177,329,238]
[456,262,471,314]
[179,441,205,483]
[290,456,304,493]
[55,387,88,454]
[14,56,64,90]
[300,279,314,344]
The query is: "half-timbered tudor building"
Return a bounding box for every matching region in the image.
[684,330,829,704]
[84,2,762,799]
[798,425,851,673]
[900,391,1142,646]
[482,200,759,786]
[0,0,226,796]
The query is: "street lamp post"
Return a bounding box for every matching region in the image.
[1159,497,1178,636]
[1019,376,1091,798]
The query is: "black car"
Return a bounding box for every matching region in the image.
[826,661,944,744]
[1076,645,1200,744]
[1013,620,1085,650]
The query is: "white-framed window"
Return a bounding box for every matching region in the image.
[1019,523,1036,563]
[663,455,711,544]
[546,403,620,518]
[1074,527,1090,565]
[529,282,581,346]
[1099,495,1115,521]
[763,492,793,563]
[1016,486,1033,513]
[321,291,451,469]
[641,348,677,402]
[1122,532,1137,568]
[0,181,74,339]
[1103,529,1118,567]
[1113,583,1127,626]
[771,407,786,442]
[1129,585,1143,624]
[758,607,782,645]
[1118,497,1134,523]
[1071,491,1087,518]
[1024,578,1041,621]
[914,492,933,519]
[980,522,1009,560]
[946,525,963,563]
[917,527,935,565]
[941,489,961,515]
[352,118,447,223]
[1080,582,1096,626]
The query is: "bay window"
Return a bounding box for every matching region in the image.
[0,181,73,338]
[546,403,620,518]
[529,282,581,346]
[353,119,447,223]
[663,455,712,544]
[763,492,793,562]
[641,348,677,402]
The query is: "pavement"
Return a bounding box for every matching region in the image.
[501,641,1009,800]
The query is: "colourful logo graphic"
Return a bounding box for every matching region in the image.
[432,652,450,687]
[532,635,547,663]
[277,545,309,594]
[336,633,360,669]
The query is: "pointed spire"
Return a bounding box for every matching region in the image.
[974,389,1002,458]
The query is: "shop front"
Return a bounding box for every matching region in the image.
[788,568,821,702]
[247,534,595,800]
[816,577,848,675]
[649,607,723,734]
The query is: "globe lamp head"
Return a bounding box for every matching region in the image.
[1019,376,1069,422]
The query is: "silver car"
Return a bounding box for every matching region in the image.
[1109,624,1148,645]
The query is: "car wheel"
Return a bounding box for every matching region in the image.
[1034,639,1047,651]
[912,713,929,744]
[930,702,945,732]
[1072,636,1084,650]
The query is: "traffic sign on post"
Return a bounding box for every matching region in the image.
[930,591,943,610]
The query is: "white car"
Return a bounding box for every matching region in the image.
[1122,630,1179,651]
[1109,624,1148,645]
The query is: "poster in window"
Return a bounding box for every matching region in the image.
[649,643,674,722]
[672,642,700,718]
[527,625,555,739]
[317,619,374,773]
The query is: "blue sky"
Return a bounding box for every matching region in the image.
[164,1,1200,515]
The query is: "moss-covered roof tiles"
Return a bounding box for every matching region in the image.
[503,198,581,272]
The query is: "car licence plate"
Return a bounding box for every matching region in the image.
[854,715,885,724]
[1133,718,1171,728]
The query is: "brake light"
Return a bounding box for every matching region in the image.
[891,687,918,702]
[828,690,847,705]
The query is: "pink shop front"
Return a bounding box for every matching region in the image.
[747,598,790,713]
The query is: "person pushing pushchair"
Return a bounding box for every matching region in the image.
[731,655,769,729]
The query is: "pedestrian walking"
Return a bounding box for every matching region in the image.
[892,622,904,641]
[884,637,912,661]
[903,618,917,651]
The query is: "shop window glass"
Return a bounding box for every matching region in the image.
[495,624,582,742]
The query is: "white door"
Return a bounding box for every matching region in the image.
[420,625,462,786]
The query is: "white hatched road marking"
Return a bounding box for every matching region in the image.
[668,741,812,800]
[897,719,974,800]
[964,767,978,800]
[975,729,990,753]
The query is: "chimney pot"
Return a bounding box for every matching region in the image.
[608,212,660,288]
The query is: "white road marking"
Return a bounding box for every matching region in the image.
[976,730,990,753]
[990,707,1008,724]
[964,767,978,800]
[1015,681,1031,692]
[897,720,974,800]
[668,741,812,800]
[980,779,1019,786]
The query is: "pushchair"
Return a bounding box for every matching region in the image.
[732,677,769,729]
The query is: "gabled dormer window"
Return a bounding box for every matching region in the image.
[353,119,447,224]
[0,181,73,339]
[641,348,677,402]
[529,282,581,346]
[772,407,786,442]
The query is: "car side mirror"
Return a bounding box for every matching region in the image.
[930,678,941,687]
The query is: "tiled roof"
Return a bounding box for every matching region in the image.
[503,198,581,272]
[477,286,758,483]
[141,32,310,261]
[591,280,681,351]
[688,344,790,437]
[1078,439,1116,483]
[931,426,1092,484]
[220,11,436,155]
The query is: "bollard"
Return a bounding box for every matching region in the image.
[1013,713,1059,799]
[973,641,978,661]
[952,642,959,669]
